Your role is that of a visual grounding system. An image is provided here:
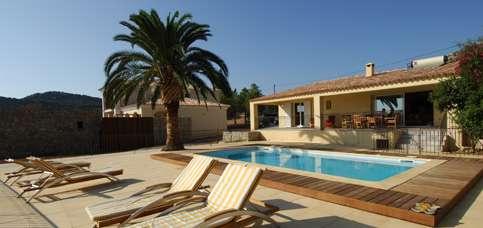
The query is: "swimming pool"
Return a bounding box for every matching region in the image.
[203,146,426,181]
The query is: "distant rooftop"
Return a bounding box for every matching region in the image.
[154,97,229,107]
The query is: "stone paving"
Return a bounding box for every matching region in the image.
[0,181,53,228]
[0,142,482,228]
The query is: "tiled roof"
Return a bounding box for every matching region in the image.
[252,61,458,102]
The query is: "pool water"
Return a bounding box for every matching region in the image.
[203,146,425,181]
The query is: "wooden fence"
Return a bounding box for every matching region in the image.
[100,117,154,152]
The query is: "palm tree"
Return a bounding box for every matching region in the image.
[103,10,231,150]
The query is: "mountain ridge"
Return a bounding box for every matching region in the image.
[0,91,101,108]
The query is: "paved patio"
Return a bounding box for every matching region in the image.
[0,181,53,228]
[1,142,482,228]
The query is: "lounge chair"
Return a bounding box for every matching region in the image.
[16,158,122,202]
[125,163,279,228]
[3,158,91,185]
[85,155,215,227]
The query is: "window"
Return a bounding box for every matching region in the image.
[76,121,84,130]
[325,100,332,110]
[374,95,404,114]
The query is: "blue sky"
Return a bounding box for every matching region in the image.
[0,1,481,98]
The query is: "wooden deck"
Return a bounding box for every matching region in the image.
[151,153,483,227]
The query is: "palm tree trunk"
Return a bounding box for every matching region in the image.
[163,101,184,151]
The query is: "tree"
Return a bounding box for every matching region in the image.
[238,83,263,122]
[433,38,483,149]
[220,89,240,124]
[103,10,231,150]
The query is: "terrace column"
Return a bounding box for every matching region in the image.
[250,102,259,131]
[313,95,322,129]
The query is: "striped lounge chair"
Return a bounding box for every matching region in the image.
[16,158,122,202]
[125,163,279,228]
[86,155,215,227]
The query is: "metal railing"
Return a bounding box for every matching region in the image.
[372,127,481,156]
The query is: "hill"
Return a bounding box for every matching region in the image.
[0,91,101,108]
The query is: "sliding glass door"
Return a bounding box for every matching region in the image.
[404,91,433,126]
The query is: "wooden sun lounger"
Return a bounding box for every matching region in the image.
[86,155,215,227]
[123,164,279,228]
[3,158,91,185]
[16,159,122,202]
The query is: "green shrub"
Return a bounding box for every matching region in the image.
[433,38,483,149]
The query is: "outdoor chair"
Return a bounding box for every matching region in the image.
[352,114,364,128]
[366,116,376,128]
[3,158,91,185]
[124,163,279,228]
[341,115,352,128]
[85,155,215,228]
[385,114,399,128]
[15,158,122,202]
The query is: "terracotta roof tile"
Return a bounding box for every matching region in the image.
[252,61,458,102]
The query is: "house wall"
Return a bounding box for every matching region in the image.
[323,93,372,114]
[139,104,227,142]
[113,103,228,142]
[258,128,398,149]
[321,93,372,127]
[179,105,228,139]
[278,103,292,128]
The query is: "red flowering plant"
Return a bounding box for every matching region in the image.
[433,38,483,151]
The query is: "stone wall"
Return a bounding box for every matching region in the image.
[0,103,101,158]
